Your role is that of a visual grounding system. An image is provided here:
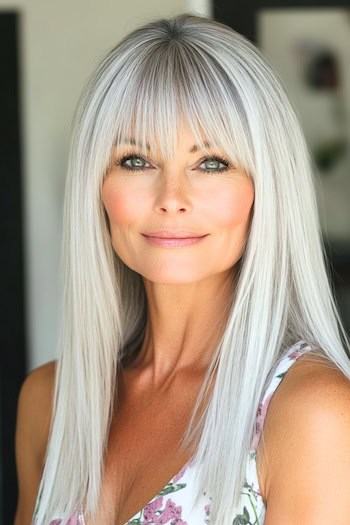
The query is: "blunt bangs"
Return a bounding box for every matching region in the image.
[106,39,254,174]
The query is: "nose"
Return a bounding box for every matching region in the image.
[153,170,193,215]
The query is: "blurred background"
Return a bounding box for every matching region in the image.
[1,0,349,522]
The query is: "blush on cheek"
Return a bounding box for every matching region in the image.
[233,189,254,222]
[212,184,254,227]
[102,183,139,226]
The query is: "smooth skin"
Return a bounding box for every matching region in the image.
[15,124,350,523]
[14,361,56,524]
[258,353,350,524]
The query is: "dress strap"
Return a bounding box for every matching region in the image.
[242,341,315,522]
[250,340,313,452]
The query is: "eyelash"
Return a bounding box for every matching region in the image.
[114,151,233,173]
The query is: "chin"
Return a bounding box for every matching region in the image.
[141,269,207,285]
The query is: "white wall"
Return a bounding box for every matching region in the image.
[0,0,211,371]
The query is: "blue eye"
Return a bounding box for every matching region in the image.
[199,157,229,172]
[115,154,150,171]
[114,152,232,173]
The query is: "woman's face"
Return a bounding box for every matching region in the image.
[102,125,254,284]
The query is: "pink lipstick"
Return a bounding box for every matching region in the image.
[142,231,208,247]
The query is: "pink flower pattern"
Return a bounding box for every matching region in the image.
[143,497,186,524]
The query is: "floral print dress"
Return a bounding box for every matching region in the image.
[34,340,313,525]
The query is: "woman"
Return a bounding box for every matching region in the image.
[15,12,350,525]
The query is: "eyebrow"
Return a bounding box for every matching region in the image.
[118,138,214,154]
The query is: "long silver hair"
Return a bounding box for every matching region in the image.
[33,12,350,524]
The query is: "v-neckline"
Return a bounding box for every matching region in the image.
[80,454,195,525]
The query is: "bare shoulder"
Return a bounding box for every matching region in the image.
[17,360,57,456]
[257,350,350,524]
[14,360,57,524]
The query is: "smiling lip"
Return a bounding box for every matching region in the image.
[143,231,207,238]
[142,231,209,247]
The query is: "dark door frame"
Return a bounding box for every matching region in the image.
[0,11,27,524]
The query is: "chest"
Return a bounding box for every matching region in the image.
[83,373,203,525]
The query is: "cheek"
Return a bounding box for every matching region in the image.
[207,181,254,228]
[102,179,144,226]
[102,179,144,265]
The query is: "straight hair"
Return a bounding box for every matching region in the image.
[33,12,350,524]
